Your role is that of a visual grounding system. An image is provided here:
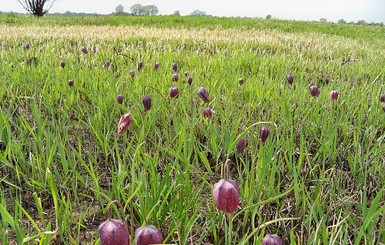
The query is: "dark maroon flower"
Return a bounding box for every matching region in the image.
[154,62,159,70]
[118,113,132,135]
[262,234,282,245]
[172,73,179,82]
[172,62,177,71]
[238,78,245,85]
[330,90,339,100]
[24,42,30,50]
[197,87,210,103]
[380,94,385,103]
[260,126,270,144]
[104,60,111,69]
[236,137,247,154]
[99,219,129,245]
[60,61,65,68]
[135,225,163,245]
[81,46,88,54]
[310,85,320,97]
[68,79,74,87]
[137,61,143,70]
[202,107,213,118]
[117,94,124,104]
[212,179,239,213]
[169,86,180,98]
[129,70,135,78]
[287,74,294,85]
[142,95,152,111]
[187,77,193,85]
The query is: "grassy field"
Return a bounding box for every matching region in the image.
[0,14,384,244]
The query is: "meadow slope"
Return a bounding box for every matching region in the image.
[0,15,384,244]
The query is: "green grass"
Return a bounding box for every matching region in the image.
[0,15,384,244]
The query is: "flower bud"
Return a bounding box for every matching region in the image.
[287,74,294,85]
[60,61,65,68]
[202,107,213,118]
[380,94,385,103]
[184,71,189,77]
[330,90,339,100]
[260,126,270,144]
[137,61,143,70]
[169,86,180,98]
[81,46,88,54]
[172,62,177,71]
[310,85,320,97]
[142,95,152,111]
[238,78,245,85]
[236,137,247,154]
[135,225,163,245]
[68,79,74,87]
[382,104,385,113]
[172,73,179,82]
[104,60,111,69]
[262,234,282,245]
[24,42,30,50]
[129,70,135,78]
[197,87,210,103]
[154,62,159,70]
[118,113,132,135]
[99,219,130,245]
[117,94,124,104]
[212,179,239,213]
[187,77,193,85]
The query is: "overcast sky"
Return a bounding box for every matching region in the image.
[2,0,385,23]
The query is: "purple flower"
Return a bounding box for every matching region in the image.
[197,87,210,103]
[212,179,239,213]
[169,86,180,98]
[117,113,132,135]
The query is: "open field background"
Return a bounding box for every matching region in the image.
[0,15,385,244]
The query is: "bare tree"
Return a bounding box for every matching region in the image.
[17,0,59,17]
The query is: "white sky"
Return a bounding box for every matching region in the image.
[2,0,385,23]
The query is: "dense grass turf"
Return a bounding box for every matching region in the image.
[0,14,384,244]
